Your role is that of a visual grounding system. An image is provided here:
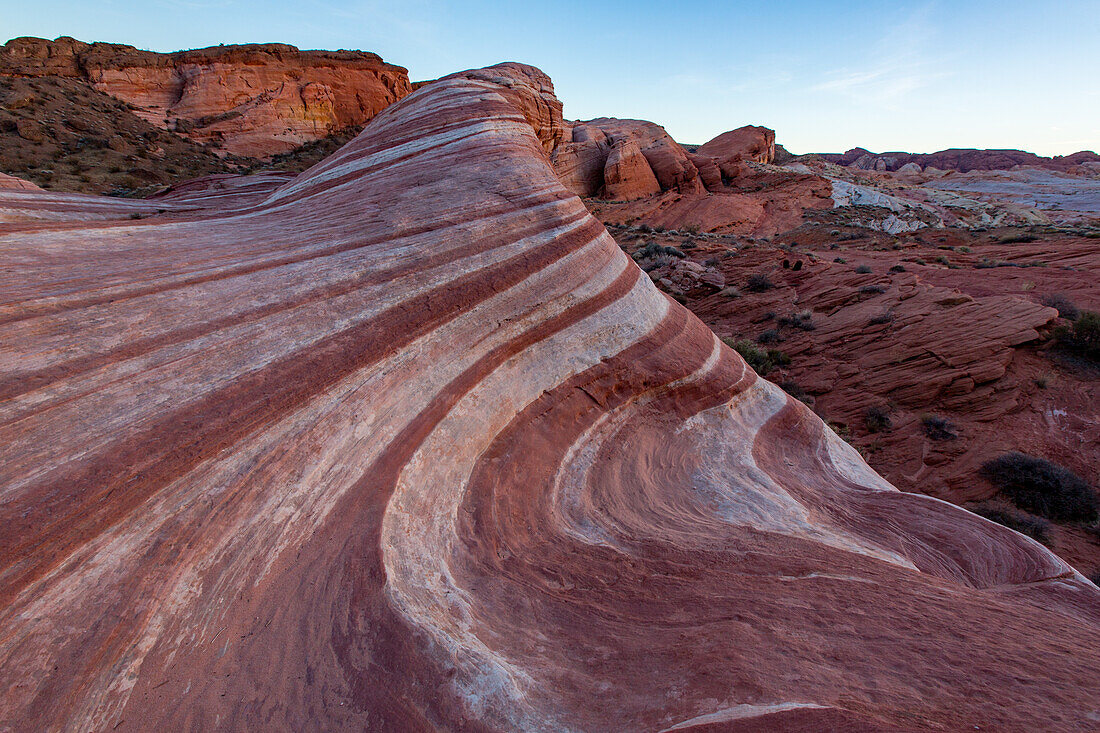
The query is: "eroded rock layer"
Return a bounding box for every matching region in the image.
[0,36,412,156]
[1,64,1099,732]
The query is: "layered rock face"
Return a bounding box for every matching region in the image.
[2,63,1099,732]
[0,36,412,156]
[552,119,831,235]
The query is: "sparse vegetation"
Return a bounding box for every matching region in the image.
[980,453,1098,523]
[860,285,886,295]
[745,273,774,292]
[864,406,891,433]
[855,265,872,274]
[779,380,812,404]
[1052,310,1100,362]
[777,310,815,331]
[722,337,790,376]
[1040,294,1079,320]
[756,329,785,344]
[970,503,1052,545]
[921,414,957,440]
[889,264,906,273]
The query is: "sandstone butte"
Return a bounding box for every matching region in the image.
[0,36,412,157]
[1,63,1099,732]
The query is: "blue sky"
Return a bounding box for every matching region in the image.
[5,0,1098,155]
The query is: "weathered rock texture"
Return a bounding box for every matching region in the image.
[0,36,412,156]
[552,120,832,235]
[697,124,776,165]
[2,64,1099,732]
[821,146,1100,174]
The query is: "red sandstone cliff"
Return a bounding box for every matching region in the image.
[0,36,412,156]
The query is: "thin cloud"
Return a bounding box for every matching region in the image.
[809,3,953,106]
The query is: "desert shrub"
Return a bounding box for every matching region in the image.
[719,286,741,298]
[1037,292,1076,317]
[1052,311,1100,362]
[128,212,145,220]
[889,264,906,273]
[980,453,1098,523]
[970,503,1052,545]
[634,241,685,261]
[756,329,785,344]
[682,223,701,235]
[860,285,886,295]
[777,310,815,331]
[792,260,803,271]
[779,381,812,404]
[869,311,894,325]
[833,257,846,263]
[864,406,891,433]
[855,265,872,274]
[723,338,789,376]
[1000,233,1037,244]
[745,273,774,292]
[1034,375,1050,389]
[921,414,957,440]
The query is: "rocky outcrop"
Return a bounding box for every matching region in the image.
[0,172,40,190]
[602,138,660,199]
[0,36,412,156]
[2,63,1099,732]
[697,124,776,164]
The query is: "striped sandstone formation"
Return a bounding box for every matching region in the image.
[1,64,1099,732]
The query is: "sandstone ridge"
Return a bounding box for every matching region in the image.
[1,63,1098,732]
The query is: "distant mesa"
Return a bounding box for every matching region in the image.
[819,146,1100,174]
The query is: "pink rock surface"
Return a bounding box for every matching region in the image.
[1,64,1099,732]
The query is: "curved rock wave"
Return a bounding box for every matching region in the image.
[1,64,1098,732]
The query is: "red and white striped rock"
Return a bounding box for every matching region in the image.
[1,64,1098,732]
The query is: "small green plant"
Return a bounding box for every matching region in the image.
[756,329,785,344]
[860,285,886,295]
[889,264,906,273]
[722,338,790,376]
[1053,311,1100,362]
[778,380,812,404]
[855,265,872,274]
